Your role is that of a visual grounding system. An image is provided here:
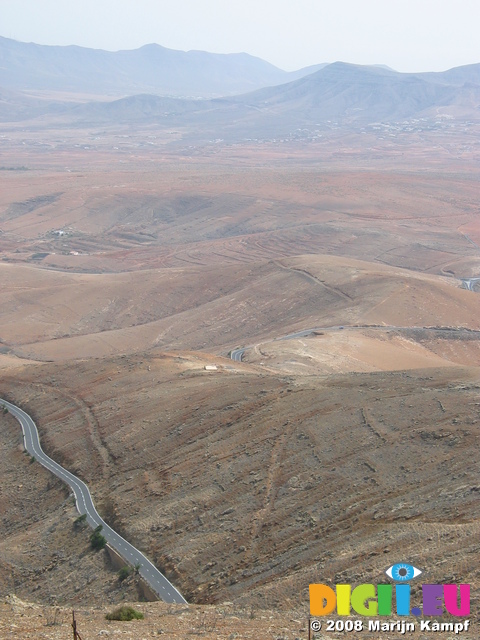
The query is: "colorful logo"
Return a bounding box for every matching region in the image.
[385,562,422,582]
[309,563,470,617]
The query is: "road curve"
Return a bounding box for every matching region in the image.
[230,347,246,362]
[461,277,480,292]
[229,324,480,362]
[1,398,187,605]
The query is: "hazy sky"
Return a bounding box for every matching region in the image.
[1,0,480,72]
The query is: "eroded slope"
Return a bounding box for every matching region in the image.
[1,353,478,614]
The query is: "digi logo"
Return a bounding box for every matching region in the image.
[309,562,470,617]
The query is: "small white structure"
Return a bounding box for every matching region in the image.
[204,365,218,371]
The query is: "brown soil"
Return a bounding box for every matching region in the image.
[1,118,479,640]
[2,596,476,640]
[1,254,479,365]
[0,409,141,606]
[1,355,479,621]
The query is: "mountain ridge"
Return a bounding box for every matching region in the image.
[1,38,479,137]
[0,35,324,97]
[60,61,480,135]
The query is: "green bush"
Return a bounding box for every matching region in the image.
[2,406,8,414]
[90,524,107,550]
[74,513,87,528]
[117,566,132,581]
[105,606,144,621]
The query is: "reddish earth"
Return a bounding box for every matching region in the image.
[1,355,479,622]
[0,120,479,639]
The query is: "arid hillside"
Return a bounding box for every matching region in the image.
[1,106,479,640]
[3,595,475,640]
[1,353,479,622]
[2,162,480,272]
[0,410,140,606]
[1,254,480,364]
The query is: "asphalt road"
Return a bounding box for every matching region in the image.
[230,347,246,361]
[461,277,480,292]
[230,325,351,362]
[4,315,478,602]
[1,398,187,604]
[229,324,480,362]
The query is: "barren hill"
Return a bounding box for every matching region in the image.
[2,166,479,271]
[0,72,479,639]
[221,61,480,123]
[1,353,479,616]
[1,254,479,365]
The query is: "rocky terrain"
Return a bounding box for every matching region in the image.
[0,596,333,640]
[0,70,479,638]
[4,595,477,640]
[1,355,479,617]
[0,409,140,606]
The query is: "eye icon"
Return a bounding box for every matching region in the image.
[385,563,422,582]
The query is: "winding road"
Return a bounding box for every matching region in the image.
[461,277,480,292]
[4,277,478,604]
[230,323,480,362]
[1,398,187,605]
[230,326,347,361]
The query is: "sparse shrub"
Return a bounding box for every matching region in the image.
[117,566,131,581]
[105,606,144,621]
[2,406,8,414]
[90,524,107,550]
[44,606,61,626]
[29,455,35,464]
[74,513,87,528]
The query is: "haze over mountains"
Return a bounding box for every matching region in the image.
[0,36,479,143]
[0,36,326,97]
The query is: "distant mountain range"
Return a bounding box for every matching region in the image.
[60,62,480,137]
[219,62,480,123]
[0,36,326,97]
[0,37,479,139]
